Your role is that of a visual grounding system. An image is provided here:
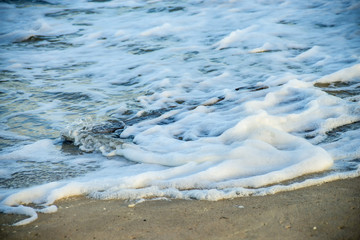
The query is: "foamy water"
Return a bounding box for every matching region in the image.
[0,0,359,225]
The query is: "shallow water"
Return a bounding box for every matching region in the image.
[0,0,359,225]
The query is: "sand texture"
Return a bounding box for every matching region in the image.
[1,177,359,240]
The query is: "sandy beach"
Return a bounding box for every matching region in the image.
[1,177,359,240]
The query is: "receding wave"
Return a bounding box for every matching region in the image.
[0,0,359,226]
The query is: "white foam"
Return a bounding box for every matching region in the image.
[294,46,322,61]
[140,23,179,37]
[321,129,360,161]
[316,64,360,84]
[249,42,281,53]
[0,205,38,226]
[0,0,359,226]
[215,25,259,50]
[0,140,59,162]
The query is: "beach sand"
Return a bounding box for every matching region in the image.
[1,177,359,240]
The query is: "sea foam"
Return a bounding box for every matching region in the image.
[0,0,359,225]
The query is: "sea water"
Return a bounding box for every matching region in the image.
[0,0,359,225]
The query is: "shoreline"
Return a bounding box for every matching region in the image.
[1,177,359,240]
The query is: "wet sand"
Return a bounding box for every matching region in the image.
[1,177,359,240]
